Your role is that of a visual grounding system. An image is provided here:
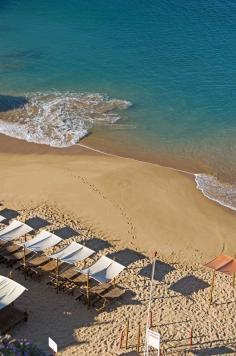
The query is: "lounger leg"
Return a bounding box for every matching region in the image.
[24,311,28,322]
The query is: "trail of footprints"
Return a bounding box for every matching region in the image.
[65,170,137,240]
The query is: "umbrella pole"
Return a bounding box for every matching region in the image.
[23,245,26,280]
[87,271,90,308]
[209,270,216,306]
[23,245,26,267]
[56,258,59,294]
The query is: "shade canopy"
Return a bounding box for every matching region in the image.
[80,256,125,283]
[0,215,5,223]
[24,230,62,252]
[0,275,27,310]
[205,255,236,276]
[0,220,33,242]
[50,241,94,265]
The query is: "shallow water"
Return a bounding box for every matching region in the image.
[0,0,236,209]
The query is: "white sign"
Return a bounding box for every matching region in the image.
[48,337,58,353]
[147,328,160,350]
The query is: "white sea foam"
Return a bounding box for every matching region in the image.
[195,173,236,211]
[0,92,132,147]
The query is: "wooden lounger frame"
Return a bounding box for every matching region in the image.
[0,304,28,334]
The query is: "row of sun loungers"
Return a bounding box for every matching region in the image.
[0,217,127,332]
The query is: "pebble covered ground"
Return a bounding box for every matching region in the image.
[0,201,235,355]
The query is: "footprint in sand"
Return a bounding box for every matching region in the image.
[65,169,137,238]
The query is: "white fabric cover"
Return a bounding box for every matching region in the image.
[0,275,27,310]
[80,256,125,283]
[24,230,62,252]
[0,215,5,223]
[0,220,33,242]
[50,241,94,264]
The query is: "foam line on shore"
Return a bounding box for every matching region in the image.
[78,142,236,212]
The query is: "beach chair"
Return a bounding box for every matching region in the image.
[97,286,125,308]
[0,220,33,265]
[76,281,112,304]
[0,244,22,262]
[0,305,28,334]
[16,255,50,281]
[48,266,79,287]
[27,255,50,267]
[47,274,74,294]
[4,248,33,267]
[47,242,95,293]
[0,276,27,334]
[54,273,89,294]
[60,267,79,280]
[38,259,63,273]
[17,230,62,278]
[22,259,63,284]
[76,256,126,307]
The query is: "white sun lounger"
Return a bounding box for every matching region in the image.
[0,275,28,333]
[50,241,95,265]
[80,256,125,283]
[0,275,27,310]
[0,220,33,242]
[24,230,62,252]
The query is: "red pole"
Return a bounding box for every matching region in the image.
[119,330,124,349]
[149,310,153,328]
[189,327,193,346]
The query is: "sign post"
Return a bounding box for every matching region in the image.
[144,252,158,356]
[48,337,58,355]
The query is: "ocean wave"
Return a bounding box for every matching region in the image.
[0,92,132,147]
[195,173,236,211]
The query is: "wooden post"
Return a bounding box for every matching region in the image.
[189,327,193,346]
[56,258,59,294]
[149,311,153,328]
[232,273,235,288]
[137,322,141,353]
[119,330,125,349]
[86,271,90,308]
[125,319,129,349]
[23,245,26,268]
[23,245,27,280]
[209,270,216,306]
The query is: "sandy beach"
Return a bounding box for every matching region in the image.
[0,134,235,355]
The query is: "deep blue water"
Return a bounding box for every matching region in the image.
[1,0,236,207]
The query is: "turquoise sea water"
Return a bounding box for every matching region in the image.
[0,0,236,208]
